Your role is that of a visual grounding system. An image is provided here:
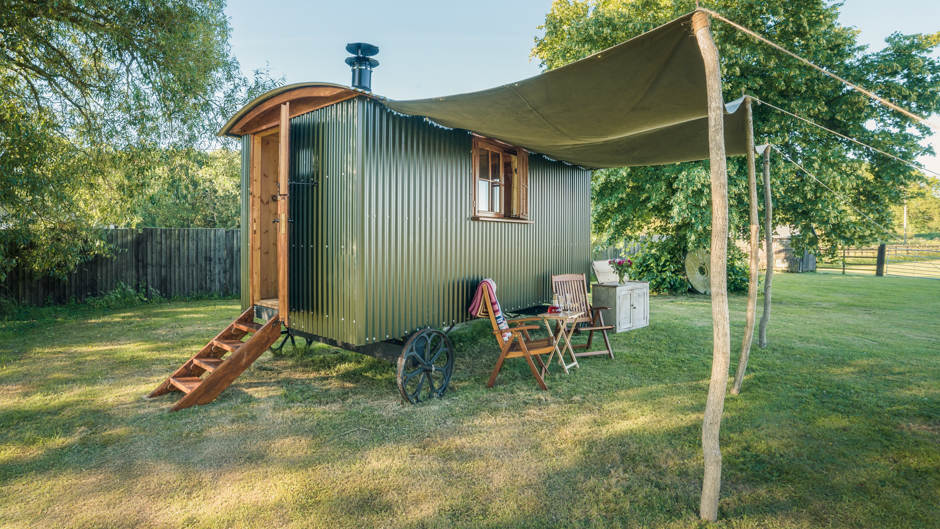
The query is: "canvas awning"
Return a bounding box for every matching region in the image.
[385,12,748,169]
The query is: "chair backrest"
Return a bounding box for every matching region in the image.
[480,288,511,347]
[551,273,591,314]
[591,260,619,284]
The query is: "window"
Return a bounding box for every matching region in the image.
[472,136,529,221]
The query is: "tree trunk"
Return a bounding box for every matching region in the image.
[693,11,731,523]
[758,147,773,348]
[731,97,758,396]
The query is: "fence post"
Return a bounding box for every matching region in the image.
[876,243,886,276]
[842,248,846,275]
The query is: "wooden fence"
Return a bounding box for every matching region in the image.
[2,228,241,306]
[591,238,649,262]
[817,245,940,280]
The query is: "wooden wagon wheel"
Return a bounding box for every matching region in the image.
[396,329,455,404]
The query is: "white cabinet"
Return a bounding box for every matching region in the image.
[591,281,650,333]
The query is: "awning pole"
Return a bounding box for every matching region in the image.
[732,96,758,396]
[692,10,731,523]
[759,147,773,347]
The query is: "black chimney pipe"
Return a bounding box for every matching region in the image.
[345,43,379,92]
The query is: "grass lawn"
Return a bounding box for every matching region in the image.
[0,273,938,528]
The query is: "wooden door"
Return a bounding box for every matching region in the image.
[617,288,634,332]
[632,288,649,329]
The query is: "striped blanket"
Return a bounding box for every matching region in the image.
[468,278,511,341]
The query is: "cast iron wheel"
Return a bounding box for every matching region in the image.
[397,329,455,404]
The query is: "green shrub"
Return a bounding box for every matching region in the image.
[628,239,751,294]
[628,238,691,294]
[727,244,750,294]
[85,282,146,309]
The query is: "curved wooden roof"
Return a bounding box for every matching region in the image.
[218,83,378,137]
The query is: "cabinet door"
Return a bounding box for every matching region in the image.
[617,289,634,331]
[632,288,649,328]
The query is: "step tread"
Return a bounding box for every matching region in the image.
[213,339,245,352]
[191,357,224,372]
[169,376,203,394]
[232,321,263,333]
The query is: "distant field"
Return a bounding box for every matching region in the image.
[1,273,938,528]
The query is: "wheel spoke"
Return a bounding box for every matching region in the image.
[426,370,437,397]
[402,366,424,382]
[429,341,447,364]
[405,350,428,370]
[407,372,426,400]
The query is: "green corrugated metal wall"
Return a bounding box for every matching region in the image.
[241,96,591,347]
[355,98,590,346]
[288,99,359,343]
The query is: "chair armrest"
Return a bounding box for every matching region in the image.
[492,325,540,336]
[508,317,542,324]
[590,306,611,312]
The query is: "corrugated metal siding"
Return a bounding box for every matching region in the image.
[288,99,359,343]
[356,98,591,346]
[240,134,251,311]
[274,96,591,346]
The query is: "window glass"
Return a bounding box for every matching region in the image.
[478,150,489,180]
[490,150,501,182]
[477,180,490,212]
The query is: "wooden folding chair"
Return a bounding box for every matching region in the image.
[551,273,615,359]
[479,288,556,390]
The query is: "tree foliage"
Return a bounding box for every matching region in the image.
[893,177,940,237]
[133,148,242,229]
[0,1,278,279]
[533,0,940,257]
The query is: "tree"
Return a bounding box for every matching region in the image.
[0,0,277,279]
[533,0,940,258]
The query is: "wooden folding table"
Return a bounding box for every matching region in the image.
[538,311,583,375]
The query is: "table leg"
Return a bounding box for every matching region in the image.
[553,319,579,373]
[541,318,561,376]
[561,319,580,370]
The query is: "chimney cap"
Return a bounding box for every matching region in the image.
[346,42,379,57]
[345,56,379,68]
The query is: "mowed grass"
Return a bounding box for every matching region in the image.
[0,274,938,528]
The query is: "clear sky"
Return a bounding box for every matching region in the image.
[226,0,939,174]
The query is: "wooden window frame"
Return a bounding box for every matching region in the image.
[471,136,530,222]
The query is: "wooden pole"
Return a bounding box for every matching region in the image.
[693,10,731,523]
[731,97,758,395]
[758,147,773,348]
[278,102,290,326]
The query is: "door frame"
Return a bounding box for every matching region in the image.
[248,102,291,325]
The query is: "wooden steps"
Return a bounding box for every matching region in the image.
[191,357,224,372]
[169,376,202,393]
[147,307,281,411]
